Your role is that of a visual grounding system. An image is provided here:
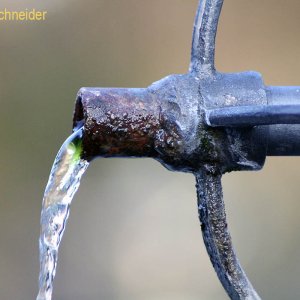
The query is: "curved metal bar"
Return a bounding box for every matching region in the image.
[205,105,300,127]
[189,0,224,75]
[195,165,261,300]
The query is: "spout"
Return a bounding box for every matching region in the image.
[73,87,161,160]
[73,73,267,172]
[72,75,204,171]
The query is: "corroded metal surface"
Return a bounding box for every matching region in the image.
[74,88,160,159]
[196,165,260,300]
[190,0,224,75]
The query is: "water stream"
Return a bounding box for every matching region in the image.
[36,127,89,300]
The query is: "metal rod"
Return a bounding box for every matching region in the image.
[195,165,261,300]
[266,86,300,105]
[205,105,300,127]
[189,0,224,75]
[267,124,300,156]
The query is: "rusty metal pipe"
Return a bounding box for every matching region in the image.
[72,78,202,173]
[73,87,161,160]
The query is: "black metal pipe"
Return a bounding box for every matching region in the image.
[265,87,300,155]
[205,85,300,127]
[205,105,300,127]
[267,124,300,156]
[267,86,300,105]
[203,85,300,155]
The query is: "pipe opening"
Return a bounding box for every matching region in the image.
[73,93,84,131]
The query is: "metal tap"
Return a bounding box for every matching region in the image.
[72,1,300,298]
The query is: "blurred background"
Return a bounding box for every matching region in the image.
[1,0,300,299]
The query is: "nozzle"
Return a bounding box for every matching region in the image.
[73,87,161,160]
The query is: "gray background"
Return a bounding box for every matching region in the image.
[1,0,300,299]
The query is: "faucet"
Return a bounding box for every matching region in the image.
[72,1,300,299]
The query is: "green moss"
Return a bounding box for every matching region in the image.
[201,135,213,153]
[68,138,83,164]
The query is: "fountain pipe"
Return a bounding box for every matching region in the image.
[73,87,161,160]
[73,74,269,173]
[71,0,300,298]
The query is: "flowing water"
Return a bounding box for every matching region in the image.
[36,127,89,300]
